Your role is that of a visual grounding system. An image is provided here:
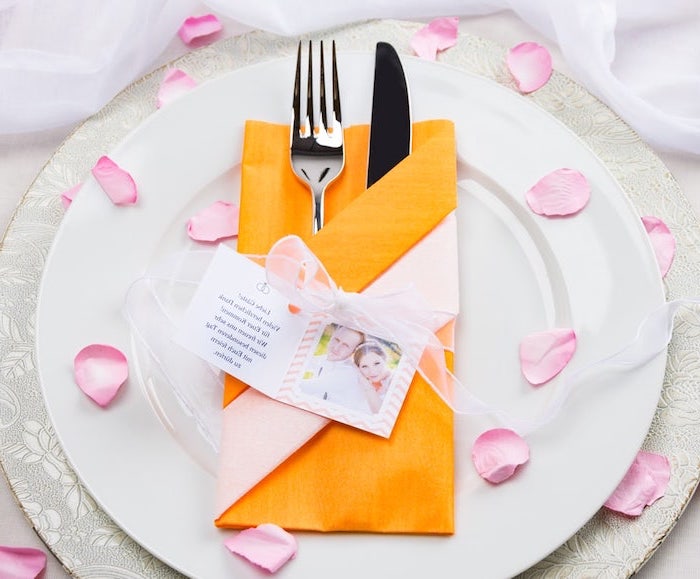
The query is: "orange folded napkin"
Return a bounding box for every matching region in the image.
[215,119,458,533]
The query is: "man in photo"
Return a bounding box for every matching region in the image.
[300,324,372,413]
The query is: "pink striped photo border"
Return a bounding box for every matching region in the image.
[276,313,423,438]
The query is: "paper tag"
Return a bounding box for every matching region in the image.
[175,245,420,437]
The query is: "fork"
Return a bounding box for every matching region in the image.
[290,40,345,234]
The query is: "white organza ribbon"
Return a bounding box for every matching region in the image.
[124,239,700,449]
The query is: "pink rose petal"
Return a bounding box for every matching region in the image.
[157,69,197,109]
[178,14,222,45]
[60,182,82,209]
[525,168,590,217]
[91,156,138,205]
[74,344,128,407]
[0,546,47,579]
[224,524,297,573]
[604,450,670,516]
[520,328,577,386]
[472,428,530,484]
[187,200,240,242]
[642,216,676,278]
[410,17,459,60]
[507,41,553,93]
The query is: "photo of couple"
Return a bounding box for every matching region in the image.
[298,323,401,415]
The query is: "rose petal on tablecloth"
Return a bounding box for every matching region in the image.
[642,216,676,278]
[91,156,138,205]
[472,428,530,484]
[520,328,577,386]
[604,450,671,516]
[178,14,222,45]
[157,69,197,108]
[525,168,590,217]
[0,545,47,579]
[187,200,239,242]
[506,41,553,93]
[74,344,128,407]
[410,17,459,60]
[224,524,297,573]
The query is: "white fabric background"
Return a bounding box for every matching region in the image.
[1,5,700,579]
[1,0,699,154]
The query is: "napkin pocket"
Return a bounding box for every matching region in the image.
[215,120,458,533]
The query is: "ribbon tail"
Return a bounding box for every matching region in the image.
[123,249,225,454]
[418,299,700,437]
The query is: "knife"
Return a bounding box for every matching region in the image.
[366,42,412,188]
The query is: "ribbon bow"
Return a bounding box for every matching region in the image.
[265,236,449,338]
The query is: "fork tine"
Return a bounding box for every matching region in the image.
[292,41,301,136]
[319,41,328,130]
[306,40,314,135]
[331,40,341,124]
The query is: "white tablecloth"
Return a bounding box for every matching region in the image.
[1,12,699,578]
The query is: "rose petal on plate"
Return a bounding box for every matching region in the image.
[409,17,459,60]
[187,200,240,242]
[525,168,590,217]
[178,14,222,45]
[472,428,530,484]
[60,183,82,209]
[604,450,670,516]
[157,69,197,109]
[642,216,676,278]
[0,545,47,579]
[74,344,128,407]
[520,328,576,386]
[224,524,297,573]
[507,41,553,93]
[91,156,138,205]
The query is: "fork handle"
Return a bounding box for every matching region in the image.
[312,187,324,234]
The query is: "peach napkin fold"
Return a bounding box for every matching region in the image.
[215,119,458,533]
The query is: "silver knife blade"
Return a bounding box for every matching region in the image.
[366,42,411,188]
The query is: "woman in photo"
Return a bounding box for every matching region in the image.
[353,341,394,413]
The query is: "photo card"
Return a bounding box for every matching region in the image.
[276,316,423,437]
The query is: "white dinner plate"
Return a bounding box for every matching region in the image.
[34,31,667,579]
